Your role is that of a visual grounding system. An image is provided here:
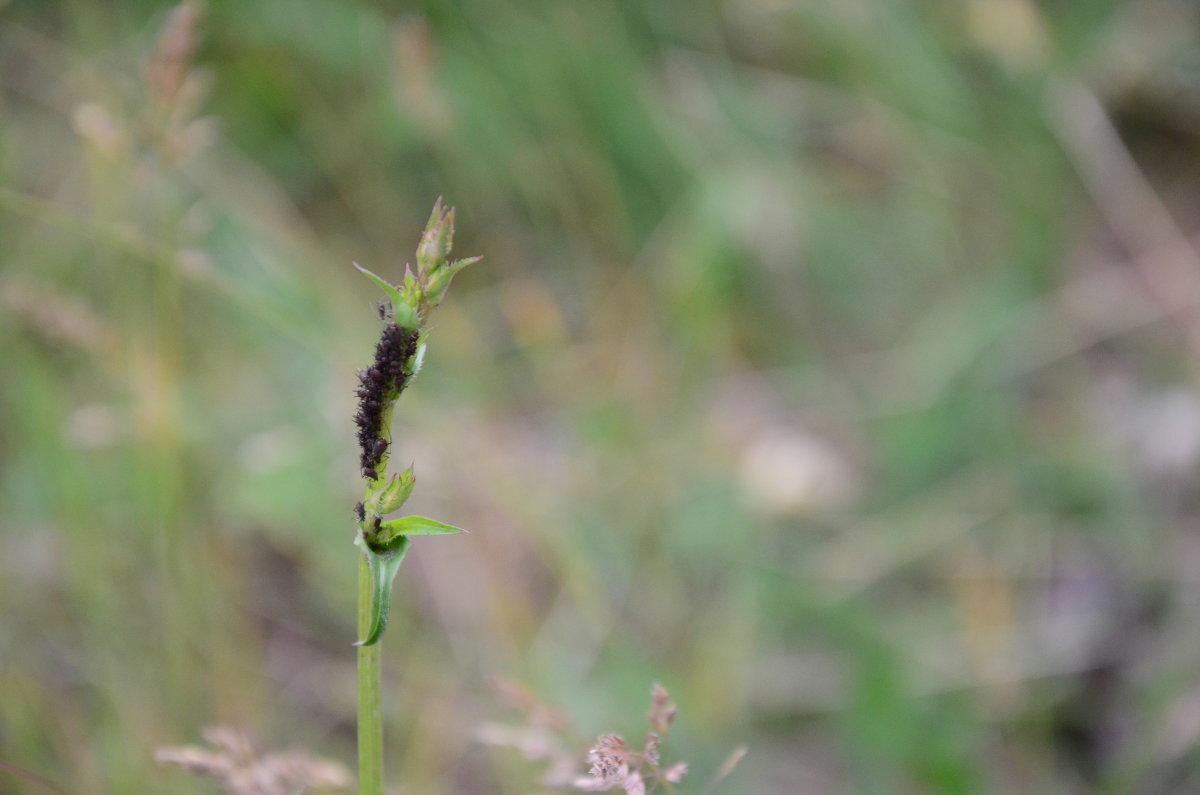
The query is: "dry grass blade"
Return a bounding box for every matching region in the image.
[1045,80,1200,353]
[703,746,747,793]
[156,727,351,795]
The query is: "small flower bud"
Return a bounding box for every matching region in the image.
[416,198,454,274]
[367,465,416,515]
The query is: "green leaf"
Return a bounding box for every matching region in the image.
[353,533,411,647]
[379,515,466,540]
[354,262,421,331]
[353,262,403,308]
[351,515,464,646]
[410,341,427,378]
[425,256,481,307]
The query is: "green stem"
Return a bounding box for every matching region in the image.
[357,552,384,794]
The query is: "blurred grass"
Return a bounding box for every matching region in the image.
[4,0,1200,792]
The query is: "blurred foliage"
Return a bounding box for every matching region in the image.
[4,0,1200,793]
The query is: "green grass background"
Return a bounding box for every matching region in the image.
[4,1,1200,792]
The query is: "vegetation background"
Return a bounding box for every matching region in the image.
[4,0,1200,792]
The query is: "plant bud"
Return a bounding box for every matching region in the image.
[369,465,416,515]
[417,198,454,274]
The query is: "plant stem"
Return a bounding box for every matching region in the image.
[357,552,384,794]
[351,200,476,792]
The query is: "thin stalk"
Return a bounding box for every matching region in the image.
[350,200,477,793]
[357,553,384,795]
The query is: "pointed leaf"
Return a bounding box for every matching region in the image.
[409,341,427,379]
[353,262,403,308]
[445,255,483,276]
[379,515,466,540]
[353,533,411,647]
[425,256,481,307]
